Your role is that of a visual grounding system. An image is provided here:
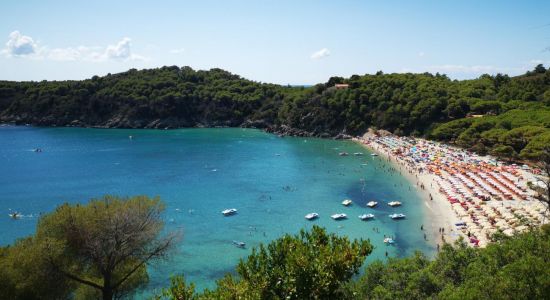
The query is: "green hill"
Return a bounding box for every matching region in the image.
[1,65,549,159]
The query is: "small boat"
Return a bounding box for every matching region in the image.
[353,152,364,156]
[389,213,406,219]
[370,153,378,156]
[388,201,402,207]
[222,208,238,216]
[331,213,347,220]
[232,240,246,248]
[358,213,375,220]
[384,237,395,244]
[305,212,319,220]
[342,199,353,206]
[367,201,378,208]
[339,152,349,156]
[8,212,20,219]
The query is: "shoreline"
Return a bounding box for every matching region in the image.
[353,137,461,250]
[353,131,548,249]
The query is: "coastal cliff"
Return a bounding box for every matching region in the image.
[1,65,549,153]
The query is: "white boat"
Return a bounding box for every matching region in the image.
[358,213,375,220]
[339,152,349,156]
[305,212,319,220]
[370,153,378,156]
[389,213,406,219]
[222,208,238,216]
[331,213,347,220]
[384,237,395,244]
[232,240,246,248]
[8,212,20,219]
[342,199,353,206]
[353,152,364,156]
[388,201,402,207]
[367,201,378,208]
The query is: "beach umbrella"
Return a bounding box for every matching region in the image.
[503,228,514,236]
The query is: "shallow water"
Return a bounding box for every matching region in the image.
[0,126,433,295]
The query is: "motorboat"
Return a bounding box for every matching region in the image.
[367,201,378,208]
[8,212,20,219]
[384,237,395,244]
[222,208,238,216]
[353,152,364,156]
[388,201,402,207]
[342,199,353,206]
[358,213,375,220]
[331,213,347,220]
[389,213,406,219]
[339,152,349,156]
[232,240,246,248]
[370,153,378,156]
[305,212,319,220]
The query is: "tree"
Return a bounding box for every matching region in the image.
[342,227,550,299]
[490,144,517,161]
[326,76,344,87]
[156,275,197,300]
[163,226,372,299]
[32,195,178,300]
[535,64,546,74]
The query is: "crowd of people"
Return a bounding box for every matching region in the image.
[357,133,548,248]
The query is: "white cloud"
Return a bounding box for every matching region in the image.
[2,32,145,62]
[169,48,185,54]
[310,48,330,59]
[5,30,37,56]
[104,37,132,60]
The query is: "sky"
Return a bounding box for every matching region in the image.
[1,0,550,84]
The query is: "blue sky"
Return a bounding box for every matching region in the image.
[1,0,549,84]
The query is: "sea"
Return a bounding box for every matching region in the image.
[0,126,434,296]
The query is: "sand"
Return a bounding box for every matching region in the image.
[354,136,465,248]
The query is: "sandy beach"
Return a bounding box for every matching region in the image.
[354,131,548,248]
[354,135,461,248]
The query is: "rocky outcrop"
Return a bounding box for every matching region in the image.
[0,113,351,139]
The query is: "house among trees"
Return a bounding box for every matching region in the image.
[466,113,485,118]
[334,84,349,89]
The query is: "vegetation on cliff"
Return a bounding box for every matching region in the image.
[1,64,549,159]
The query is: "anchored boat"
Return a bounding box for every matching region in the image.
[367,201,378,208]
[331,213,347,220]
[232,240,246,248]
[222,208,238,216]
[358,213,375,221]
[305,212,319,220]
[389,213,406,219]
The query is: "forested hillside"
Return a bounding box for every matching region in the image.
[1,65,549,160]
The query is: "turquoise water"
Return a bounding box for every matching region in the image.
[0,126,433,295]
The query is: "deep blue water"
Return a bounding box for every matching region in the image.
[0,126,433,296]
